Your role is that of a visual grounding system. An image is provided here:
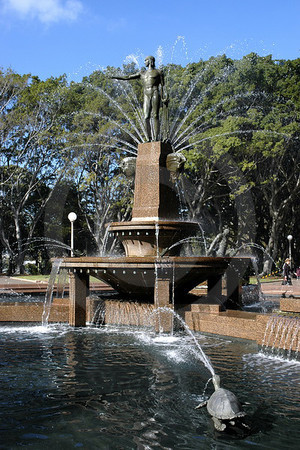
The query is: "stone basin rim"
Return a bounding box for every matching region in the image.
[108,220,200,230]
[59,256,250,268]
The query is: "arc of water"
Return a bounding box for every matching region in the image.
[248,257,265,306]
[17,241,71,256]
[62,142,138,158]
[233,243,281,300]
[288,320,299,359]
[114,79,148,138]
[42,258,62,326]
[170,36,190,66]
[232,242,278,265]
[172,91,265,149]
[177,129,291,153]
[169,60,219,136]
[261,315,277,350]
[160,236,206,257]
[173,104,254,151]
[20,237,70,249]
[70,132,138,154]
[271,319,284,354]
[101,223,111,257]
[278,319,291,356]
[85,83,145,143]
[170,65,233,139]
[76,111,142,147]
[151,307,215,376]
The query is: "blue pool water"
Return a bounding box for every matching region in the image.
[0,324,299,449]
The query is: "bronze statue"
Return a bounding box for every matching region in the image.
[111,56,168,142]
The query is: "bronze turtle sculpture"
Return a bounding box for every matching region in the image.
[196,375,249,432]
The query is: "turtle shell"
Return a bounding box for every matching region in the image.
[207,388,246,420]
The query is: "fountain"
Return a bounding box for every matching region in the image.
[0,51,299,447]
[58,56,249,332]
[0,54,299,353]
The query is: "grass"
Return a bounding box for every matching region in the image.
[13,274,50,282]
[249,276,282,284]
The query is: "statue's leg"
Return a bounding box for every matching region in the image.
[152,91,160,141]
[153,118,160,141]
[143,95,151,141]
[145,119,151,142]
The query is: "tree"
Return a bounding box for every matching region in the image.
[172,55,300,270]
[0,71,71,273]
[1,55,299,274]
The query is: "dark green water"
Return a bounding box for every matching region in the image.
[0,324,299,449]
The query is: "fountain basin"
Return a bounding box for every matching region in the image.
[109,220,200,257]
[1,325,299,448]
[60,255,236,298]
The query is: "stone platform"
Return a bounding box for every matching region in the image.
[182,297,299,351]
[57,255,250,328]
[0,282,299,351]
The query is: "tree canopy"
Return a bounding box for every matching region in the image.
[0,54,299,274]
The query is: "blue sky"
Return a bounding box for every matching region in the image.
[0,0,299,81]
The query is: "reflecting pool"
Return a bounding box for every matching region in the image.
[0,324,299,449]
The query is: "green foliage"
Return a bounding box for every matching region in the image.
[1,54,299,273]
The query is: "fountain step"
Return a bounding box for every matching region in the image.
[188,303,221,314]
[184,308,299,352]
[220,310,257,319]
[185,310,258,341]
[0,302,68,322]
[280,298,300,313]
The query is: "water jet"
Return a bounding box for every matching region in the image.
[0,52,299,447]
[60,139,247,331]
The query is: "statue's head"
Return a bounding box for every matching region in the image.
[145,56,155,68]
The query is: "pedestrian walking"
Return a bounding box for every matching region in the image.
[282,258,293,285]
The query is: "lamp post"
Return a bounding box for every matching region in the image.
[68,212,77,257]
[287,234,293,263]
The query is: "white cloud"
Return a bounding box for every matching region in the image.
[3,0,83,23]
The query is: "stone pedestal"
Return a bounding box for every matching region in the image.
[62,140,249,330]
[109,141,198,257]
[154,277,173,333]
[69,271,89,327]
[225,266,243,309]
[207,275,222,301]
[132,141,178,220]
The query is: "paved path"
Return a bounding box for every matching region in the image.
[1,275,300,297]
[0,276,111,293]
[0,276,48,292]
[0,276,47,286]
[260,278,300,297]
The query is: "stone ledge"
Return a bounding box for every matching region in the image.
[189,304,221,314]
[280,298,300,313]
[0,303,68,322]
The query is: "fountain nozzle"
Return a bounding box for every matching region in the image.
[212,374,221,391]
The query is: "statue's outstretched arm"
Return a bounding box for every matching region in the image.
[111,72,141,81]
